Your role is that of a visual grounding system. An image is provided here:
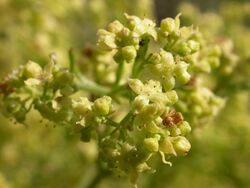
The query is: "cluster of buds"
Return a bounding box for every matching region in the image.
[176,79,225,126]
[179,2,240,78]
[0,55,75,124]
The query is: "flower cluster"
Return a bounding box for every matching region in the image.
[0,13,226,186]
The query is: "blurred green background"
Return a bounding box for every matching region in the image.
[0,0,250,187]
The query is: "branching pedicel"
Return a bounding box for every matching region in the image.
[0,14,225,186]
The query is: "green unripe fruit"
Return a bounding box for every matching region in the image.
[122,45,137,63]
[172,136,191,156]
[160,18,175,34]
[24,61,42,78]
[178,121,191,136]
[93,96,112,116]
[144,137,159,152]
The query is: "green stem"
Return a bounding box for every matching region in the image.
[69,48,110,96]
[110,111,133,135]
[132,38,150,78]
[69,48,75,72]
[75,75,110,96]
[114,60,125,86]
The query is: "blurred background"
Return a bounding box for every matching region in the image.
[0,0,250,187]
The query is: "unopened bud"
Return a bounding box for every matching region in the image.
[160,18,175,34]
[122,45,137,63]
[24,61,42,78]
[93,96,112,116]
[144,137,159,152]
[72,97,92,116]
[172,136,191,156]
[178,121,191,136]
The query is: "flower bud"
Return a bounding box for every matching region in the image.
[174,61,191,83]
[208,57,220,68]
[166,90,178,105]
[160,18,175,34]
[146,122,165,134]
[117,27,130,39]
[144,137,159,152]
[172,136,191,156]
[175,42,191,55]
[162,76,175,91]
[55,70,74,86]
[178,72,191,84]
[210,45,221,56]
[108,20,124,34]
[159,137,176,156]
[128,79,144,94]
[133,95,149,113]
[23,61,42,78]
[124,13,141,31]
[160,50,175,65]
[187,40,200,53]
[148,53,161,64]
[191,105,203,115]
[144,103,164,118]
[72,97,92,116]
[93,96,112,116]
[178,121,191,136]
[170,127,181,136]
[97,29,117,50]
[60,86,74,96]
[136,162,152,173]
[122,45,137,63]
